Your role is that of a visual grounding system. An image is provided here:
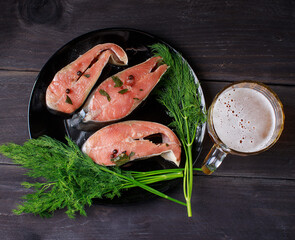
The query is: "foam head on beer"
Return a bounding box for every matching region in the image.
[212,86,276,153]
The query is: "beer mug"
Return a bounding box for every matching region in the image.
[202,81,284,175]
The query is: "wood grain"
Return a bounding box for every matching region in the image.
[0,0,294,84]
[0,71,35,145]
[0,165,294,240]
[0,0,294,239]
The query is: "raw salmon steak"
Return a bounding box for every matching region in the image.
[82,121,181,167]
[46,43,128,114]
[81,56,168,123]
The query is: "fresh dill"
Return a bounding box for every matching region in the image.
[0,136,191,218]
[151,43,206,217]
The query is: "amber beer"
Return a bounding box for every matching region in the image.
[202,81,284,174]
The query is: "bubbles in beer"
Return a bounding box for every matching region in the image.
[212,86,275,153]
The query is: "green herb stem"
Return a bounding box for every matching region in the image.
[128,171,183,183]
[123,171,183,189]
[151,43,207,217]
[98,164,187,207]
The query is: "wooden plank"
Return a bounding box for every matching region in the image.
[0,72,294,180]
[0,165,294,240]
[0,71,35,145]
[0,0,294,84]
[0,71,35,164]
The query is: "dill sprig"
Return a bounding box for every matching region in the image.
[151,43,206,217]
[0,136,189,218]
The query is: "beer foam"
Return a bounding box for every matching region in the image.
[212,86,275,153]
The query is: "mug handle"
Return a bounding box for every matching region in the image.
[201,144,227,175]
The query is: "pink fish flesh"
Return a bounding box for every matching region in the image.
[82,120,182,167]
[46,43,128,114]
[81,56,168,123]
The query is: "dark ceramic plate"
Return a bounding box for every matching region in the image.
[28,28,206,203]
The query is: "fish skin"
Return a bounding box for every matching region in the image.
[46,43,128,114]
[82,56,168,123]
[82,120,181,167]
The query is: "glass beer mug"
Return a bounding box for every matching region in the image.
[202,81,285,175]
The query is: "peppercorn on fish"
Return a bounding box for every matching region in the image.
[80,56,168,123]
[46,43,128,114]
[82,121,181,166]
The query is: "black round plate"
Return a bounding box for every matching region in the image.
[28,28,206,203]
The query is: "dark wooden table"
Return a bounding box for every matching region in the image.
[1,1,294,239]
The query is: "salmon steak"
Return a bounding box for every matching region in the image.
[46,43,128,114]
[80,56,168,123]
[82,121,181,167]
